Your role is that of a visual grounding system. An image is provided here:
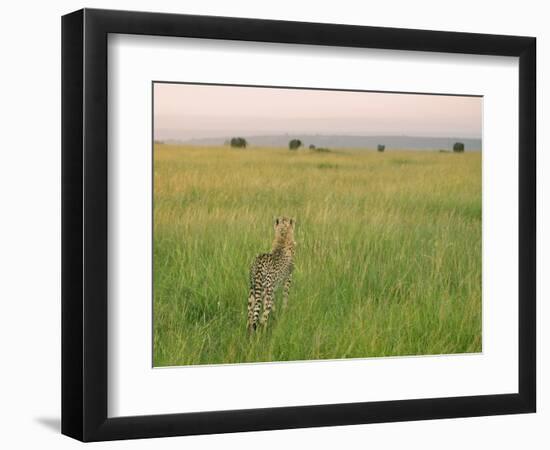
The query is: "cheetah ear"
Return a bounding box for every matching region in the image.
[290,218,295,226]
[274,217,279,226]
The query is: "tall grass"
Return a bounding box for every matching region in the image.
[153,144,481,366]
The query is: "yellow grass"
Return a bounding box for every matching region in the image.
[153,144,482,366]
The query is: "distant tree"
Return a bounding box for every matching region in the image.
[289,139,303,150]
[453,142,465,153]
[309,144,316,150]
[377,144,385,152]
[230,137,248,148]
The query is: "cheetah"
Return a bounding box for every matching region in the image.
[247,217,296,332]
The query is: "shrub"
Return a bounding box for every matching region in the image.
[313,147,331,153]
[453,142,465,152]
[230,137,247,148]
[377,144,385,152]
[317,163,338,169]
[309,144,316,150]
[289,139,303,150]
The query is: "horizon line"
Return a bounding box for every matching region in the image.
[158,133,483,142]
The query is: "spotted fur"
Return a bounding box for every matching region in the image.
[247,217,296,332]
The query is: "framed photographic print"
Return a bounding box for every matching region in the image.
[61,8,536,442]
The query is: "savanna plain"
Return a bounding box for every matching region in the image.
[153,144,481,366]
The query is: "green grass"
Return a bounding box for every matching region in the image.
[153,144,482,366]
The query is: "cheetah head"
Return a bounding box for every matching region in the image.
[274,216,296,244]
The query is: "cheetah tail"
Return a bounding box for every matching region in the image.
[247,288,256,333]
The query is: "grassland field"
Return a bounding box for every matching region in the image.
[153,144,481,366]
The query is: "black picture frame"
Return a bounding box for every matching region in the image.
[61,8,536,442]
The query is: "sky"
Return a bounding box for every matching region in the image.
[153,83,482,141]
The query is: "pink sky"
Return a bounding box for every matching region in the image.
[154,83,482,141]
